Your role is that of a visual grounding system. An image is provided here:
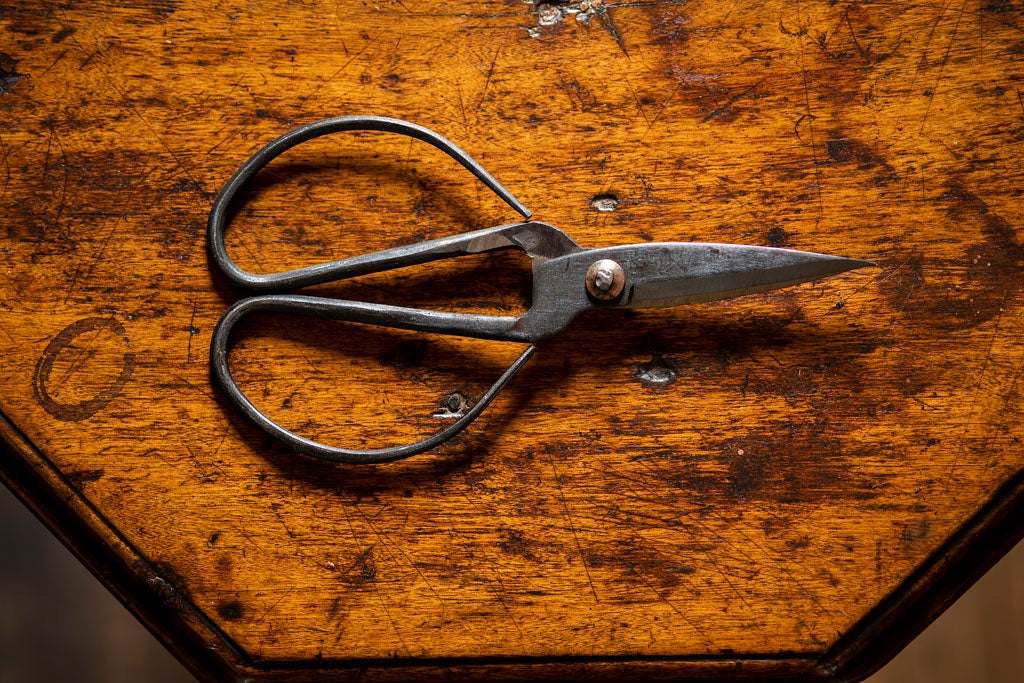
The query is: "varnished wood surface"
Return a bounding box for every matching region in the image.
[1,1,1023,680]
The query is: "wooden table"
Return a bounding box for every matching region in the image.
[2,1,1022,680]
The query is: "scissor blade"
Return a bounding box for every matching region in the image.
[622,243,873,309]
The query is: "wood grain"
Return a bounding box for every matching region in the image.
[1,0,1022,680]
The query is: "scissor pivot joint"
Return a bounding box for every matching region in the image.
[586,258,625,302]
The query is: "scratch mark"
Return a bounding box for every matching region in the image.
[793,113,816,140]
[186,300,198,363]
[476,47,500,108]
[456,81,468,127]
[918,0,951,74]
[185,443,232,481]
[0,133,10,194]
[77,49,98,70]
[229,521,266,552]
[489,574,526,648]
[345,504,412,656]
[105,74,205,190]
[642,81,681,136]
[918,1,967,134]
[373,583,413,656]
[982,348,1024,475]
[234,227,268,274]
[203,126,246,158]
[950,289,1009,483]
[911,396,940,410]
[462,528,528,651]
[42,127,53,182]
[701,78,765,123]
[338,498,412,656]
[880,0,950,131]
[45,123,70,219]
[311,38,375,95]
[547,455,599,602]
[169,373,219,401]
[852,253,916,313]
[252,588,294,624]
[632,549,715,647]
[211,433,229,461]
[845,10,868,60]
[622,75,650,127]
[64,165,157,304]
[599,6,629,56]
[932,135,964,160]
[793,3,824,226]
[354,504,448,611]
[38,48,69,77]
[51,315,115,389]
[595,498,767,616]
[670,436,836,619]
[703,508,834,621]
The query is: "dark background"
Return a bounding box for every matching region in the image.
[1,482,1021,682]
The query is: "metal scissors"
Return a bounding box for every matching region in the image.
[209,116,872,465]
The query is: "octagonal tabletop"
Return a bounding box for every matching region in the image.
[1,1,1023,681]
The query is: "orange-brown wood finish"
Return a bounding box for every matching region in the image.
[1,1,1022,681]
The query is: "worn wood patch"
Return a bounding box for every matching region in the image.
[1,0,1022,680]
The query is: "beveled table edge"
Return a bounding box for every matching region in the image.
[1,407,1021,682]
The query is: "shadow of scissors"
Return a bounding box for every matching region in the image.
[209,116,871,464]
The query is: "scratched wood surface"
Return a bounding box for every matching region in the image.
[1,1,1023,681]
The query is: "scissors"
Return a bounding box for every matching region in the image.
[209,116,872,465]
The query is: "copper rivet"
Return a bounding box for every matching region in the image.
[585,259,625,301]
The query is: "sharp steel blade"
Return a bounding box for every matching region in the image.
[618,243,874,309]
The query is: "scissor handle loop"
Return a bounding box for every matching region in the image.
[208,115,532,291]
[212,295,536,464]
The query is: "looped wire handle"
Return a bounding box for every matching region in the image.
[212,295,536,464]
[208,115,531,292]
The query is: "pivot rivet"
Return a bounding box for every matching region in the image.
[586,259,625,302]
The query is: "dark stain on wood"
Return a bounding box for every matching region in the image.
[0,52,23,94]
[50,26,75,43]
[496,528,537,561]
[66,469,104,486]
[348,546,377,584]
[217,600,244,621]
[879,182,1022,330]
[824,132,892,172]
[900,519,931,549]
[31,318,136,422]
[709,427,882,504]
[765,227,793,248]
